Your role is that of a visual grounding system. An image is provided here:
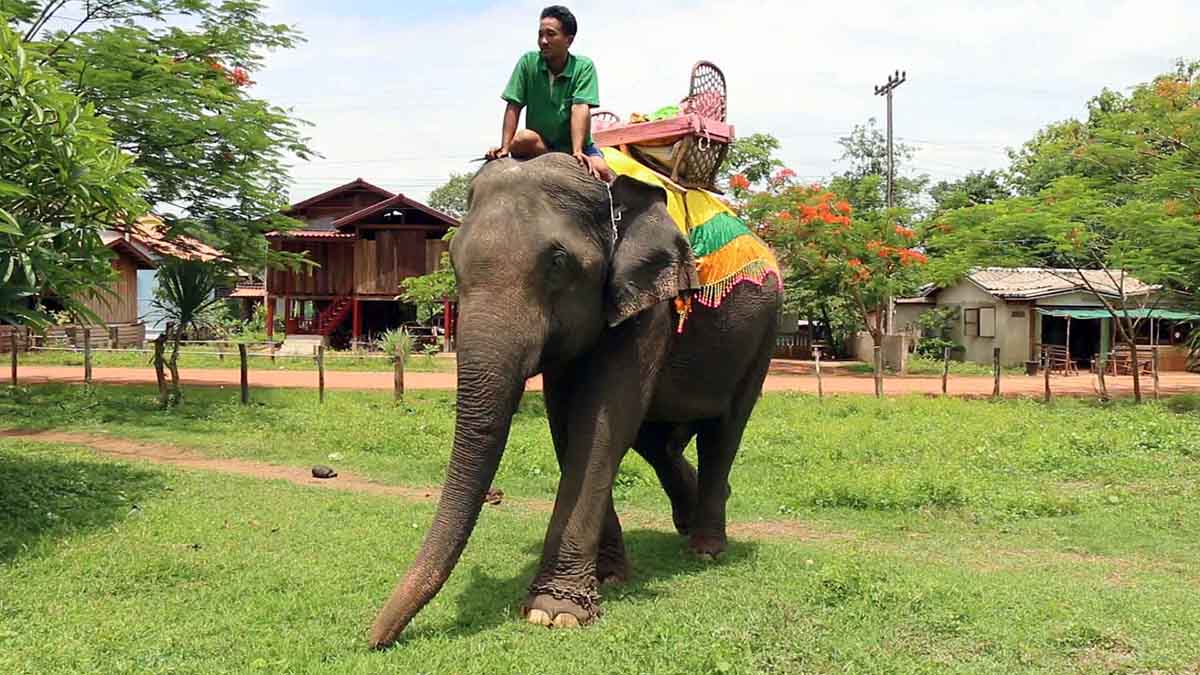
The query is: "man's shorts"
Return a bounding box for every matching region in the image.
[583,144,603,158]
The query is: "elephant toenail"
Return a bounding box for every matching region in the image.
[526,609,553,626]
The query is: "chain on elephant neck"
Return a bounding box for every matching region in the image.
[604,182,620,254]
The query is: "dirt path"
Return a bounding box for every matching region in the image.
[0,429,838,543]
[14,363,1200,398]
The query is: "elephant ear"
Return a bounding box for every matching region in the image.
[605,176,699,327]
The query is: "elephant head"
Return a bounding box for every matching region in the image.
[368,153,696,648]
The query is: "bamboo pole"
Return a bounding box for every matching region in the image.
[813,346,823,400]
[317,344,325,404]
[992,346,1001,398]
[83,327,92,384]
[873,345,882,399]
[238,344,249,405]
[941,346,949,396]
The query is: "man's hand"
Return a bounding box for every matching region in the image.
[573,150,602,180]
[485,146,510,161]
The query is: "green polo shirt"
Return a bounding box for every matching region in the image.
[501,51,600,153]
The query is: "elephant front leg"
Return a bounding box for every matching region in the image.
[526,321,666,627]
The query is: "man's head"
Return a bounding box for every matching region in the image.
[538,6,576,62]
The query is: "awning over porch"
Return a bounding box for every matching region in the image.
[1036,308,1200,320]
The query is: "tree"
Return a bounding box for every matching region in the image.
[719,133,784,187]
[9,1,314,273]
[150,259,227,406]
[829,118,927,215]
[929,170,1011,213]
[427,173,471,219]
[934,61,1200,401]
[0,23,148,328]
[746,178,933,349]
[399,229,456,323]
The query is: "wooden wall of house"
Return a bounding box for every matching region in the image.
[76,253,139,324]
[267,241,355,297]
[425,238,449,272]
[355,230,428,295]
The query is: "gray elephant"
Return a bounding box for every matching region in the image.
[369,153,781,648]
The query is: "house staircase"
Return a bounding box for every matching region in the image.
[315,296,353,336]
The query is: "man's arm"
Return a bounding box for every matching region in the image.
[569,103,591,155]
[487,102,523,159]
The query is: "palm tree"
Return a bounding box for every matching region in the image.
[150,260,226,406]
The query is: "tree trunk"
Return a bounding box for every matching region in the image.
[167,325,182,406]
[153,332,169,409]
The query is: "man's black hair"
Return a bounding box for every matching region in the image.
[540,5,577,37]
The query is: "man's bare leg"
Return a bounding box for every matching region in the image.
[510,129,549,159]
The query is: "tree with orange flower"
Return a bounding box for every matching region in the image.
[741,175,934,350]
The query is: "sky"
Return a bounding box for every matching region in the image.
[252,0,1200,204]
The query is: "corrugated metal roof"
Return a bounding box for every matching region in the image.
[967,267,1156,299]
[269,230,356,240]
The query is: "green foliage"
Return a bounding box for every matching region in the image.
[830,118,928,214]
[0,23,147,328]
[11,1,314,274]
[376,327,412,359]
[399,227,456,321]
[719,132,783,186]
[913,336,958,360]
[427,172,471,219]
[929,170,1011,212]
[151,260,227,338]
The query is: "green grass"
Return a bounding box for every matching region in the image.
[846,356,1027,377]
[18,345,455,373]
[2,385,1200,672]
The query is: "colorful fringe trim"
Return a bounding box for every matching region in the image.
[600,147,781,316]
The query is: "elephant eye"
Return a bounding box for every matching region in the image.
[549,249,569,269]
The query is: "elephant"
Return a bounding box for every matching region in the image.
[368,152,781,648]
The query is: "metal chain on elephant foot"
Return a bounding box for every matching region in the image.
[525,579,601,617]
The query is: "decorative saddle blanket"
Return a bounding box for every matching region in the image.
[601,147,780,310]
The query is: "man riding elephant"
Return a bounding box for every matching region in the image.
[485,5,612,182]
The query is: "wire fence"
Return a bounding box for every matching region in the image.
[5,327,421,404]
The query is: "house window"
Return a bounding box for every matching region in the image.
[963,307,996,337]
[979,307,996,337]
[964,308,979,336]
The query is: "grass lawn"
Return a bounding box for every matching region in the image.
[18,346,455,373]
[845,356,1027,377]
[2,385,1200,673]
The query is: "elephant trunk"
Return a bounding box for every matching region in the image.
[368,333,527,649]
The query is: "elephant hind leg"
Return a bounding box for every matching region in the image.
[690,335,774,559]
[596,496,631,585]
[633,422,698,536]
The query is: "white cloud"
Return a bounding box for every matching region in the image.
[252,0,1200,201]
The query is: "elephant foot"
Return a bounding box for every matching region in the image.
[688,531,727,560]
[596,554,631,586]
[522,589,599,628]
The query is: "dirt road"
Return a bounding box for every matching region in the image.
[12,362,1200,398]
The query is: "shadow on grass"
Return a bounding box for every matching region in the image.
[403,528,758,644]
[0,444,164,563]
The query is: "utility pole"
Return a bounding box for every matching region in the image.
[873,69,907,209]
[874,69,906,336]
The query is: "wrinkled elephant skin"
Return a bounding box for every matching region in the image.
[368,154,781,648]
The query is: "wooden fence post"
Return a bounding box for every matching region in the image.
[1097,358,1109,402]
[10,329,17,386]
[813,346,823,400]
[218,341,224,361]
[238,344,249,405]
[317,344,325,404]
[941,347,949,396]
[83,327,92,384]
[109,325,119,349]
[394,355,405,401]
[1152,347,1160,401]
[992,346,1001,398]
[1043,349,1052,403]
[873,345,882,399]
